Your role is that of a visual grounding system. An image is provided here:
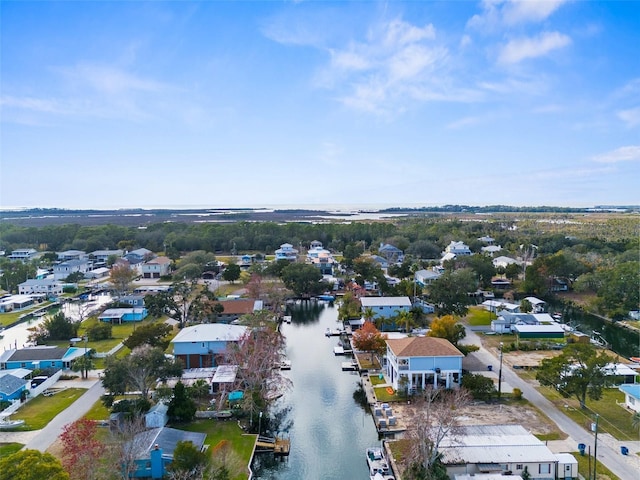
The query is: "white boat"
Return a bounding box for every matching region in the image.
[366,446,395,480]
[280,359,291,370]
[0,418,25,429]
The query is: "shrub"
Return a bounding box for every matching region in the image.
[512,388,523,400]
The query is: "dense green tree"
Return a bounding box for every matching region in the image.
[0,450,69,480]
[0,258,36,293]
[461,373,495,400]
[352,321,387,363]
[222,264,241,283]
[102,345,182,399]
[281,263,326,297]
[504,262,522,281]
[168,382,197,423]
[594,261,640,318]
[338,292,362,320]
[536,343,613,408]
[341,242,365,268]
[123,322,173,350]
[428,269,476,316]
[85,322,112,341]
[28,312,78,343]
[145,291,177,318]
[168,440,209,477]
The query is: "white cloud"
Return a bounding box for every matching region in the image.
[460,35,472,48]
[592,146,640,164]
[58,63,169,95]
[468,0,568,30]
[498,31,571,64]
[617,107,640,128]
[381,19,436,47]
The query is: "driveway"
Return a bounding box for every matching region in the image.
[462,327,640,479]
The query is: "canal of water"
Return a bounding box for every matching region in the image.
[251,302,380,479]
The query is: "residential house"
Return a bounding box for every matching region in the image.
[491,312,555,334]
[84,267,110,279]
[216,299,263,323]
[119,295,146,308]
[481,245,502,256]
[482,300,520,314]
[145,402,169,428]
[125,248,154,265]
[513,324,565,341]
[0,372,28,401]
[550,278,569,292]
[8,248,38,261]
[275,243,298,262]
[492,256,520,269]
[171,323,248,369]
[478,235,495,244]
[618,384,640,413]
[523,297,546,313]
[53,258,89,280]
[142,256,171,279]
[360,297,411,319]
[490,277,512,290]
[414,267,443,287]
[444,241,472,256]
[129,427,206,479]
[98,308,148,323]
[18,279,63,297]
[56,250,88,261]
[385,336,463,391]
[90,249,124,264]
[439,424,575,480]
[369,255,389,270]
[378,243,404,264]
[0,346,89,371]
[306,243,336,275]
[0,295,34,313]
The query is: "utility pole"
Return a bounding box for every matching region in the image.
[497,342,504,400]
[592,414,599,480]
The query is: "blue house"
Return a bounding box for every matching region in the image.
[171,323,247,369]
[378,243,404,263]
[99,307,148,323]
[0,346,88,371]
[129,427,206,479]
[360,296,412,319]
[385,336,463,391]
[0,373,28,401]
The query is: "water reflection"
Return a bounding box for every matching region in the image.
[252,303,379,480]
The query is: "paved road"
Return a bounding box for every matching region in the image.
[24,380,105,452]
[462,328,640,480]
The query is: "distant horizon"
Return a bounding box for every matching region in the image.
[1,202,637,212]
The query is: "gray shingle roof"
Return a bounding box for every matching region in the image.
[8,347,69,361]
[0,374,27,395]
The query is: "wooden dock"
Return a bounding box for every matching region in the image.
[255,435,291,456]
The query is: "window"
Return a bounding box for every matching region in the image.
[516,464,523,470]
[539,464,551,474]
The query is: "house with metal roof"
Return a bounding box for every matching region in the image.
[275,243,298,262]
[619,384,640,413]
[171,324,248,369]
[18,278,63,296]
[360,296,411,319]
[385,336,463,391]
[98,307,148,323]
[439,424,576,479]
[53,258,89,280]
[0,346,89,371]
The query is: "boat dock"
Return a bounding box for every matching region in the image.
[341,360,359,371]
[255,435,290,456]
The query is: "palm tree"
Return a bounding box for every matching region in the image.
[395,309,416,334]
[363,307,377,324]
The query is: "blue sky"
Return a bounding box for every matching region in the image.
[1,1,639,209]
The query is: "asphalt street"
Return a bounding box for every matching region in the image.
[463,327,640,480]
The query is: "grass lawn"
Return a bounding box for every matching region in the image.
[374,386,405,403]
[83,398,111,421]
[0,301,54,327]
[0,443,23,456]
[181,420,256,480]
[14,388,85,430]
[465,306,493,326]
[370,374,387,386]
[536,386,640,442]
[573,451,620,480]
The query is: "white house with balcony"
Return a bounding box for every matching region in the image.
[444,241,472,256]
[8,249,38,260]
[142,256,171,278]
[275,243,298,262]
[18,279,63,296]
[385,336,463,391]
[56,250,88,261]
[53,258,89,280]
